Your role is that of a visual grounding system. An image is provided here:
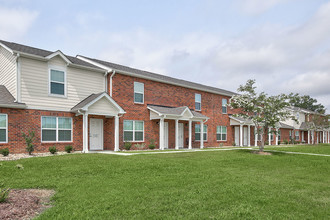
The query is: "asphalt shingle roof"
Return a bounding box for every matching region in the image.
[0,40,102,70]
[78,56,237,97]
[148,104,208,118]
[71,92,104,111]
[0,85,26,107]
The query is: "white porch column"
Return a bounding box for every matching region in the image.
[328,131,330,144]
[316,131,319,144]
[308,130,310,144]
[175,119,179,150]
[114,115,119,151]
[159,118,164,150]
[311,131,314,144]
[247,125,251,147]
[268,128,271,145]
[323,131,325,143]
[275,128,279,145]
[188,120,192,149]
[200,121,204,149]
[83,113,89,153]
[239,124,243,147]
[302,131,304,143]
[254,129,258,147]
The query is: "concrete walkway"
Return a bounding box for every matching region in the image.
[263,150,330,157]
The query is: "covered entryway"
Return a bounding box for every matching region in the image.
[147,105,209,149]
[71,92,125,152]
[230,116,254,147]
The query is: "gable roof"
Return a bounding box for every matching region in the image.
[0,85,26,108]
[147,104,208,119]
[0,40,103,71]
[77,55,237,97]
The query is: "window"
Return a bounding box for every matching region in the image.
[50,69,65,96]
[0,114,8,143]
[42,116,72,142]
[123,120,144,142]
[295,131,299,140]
[216,126,227,141]
[222,99,227,114]
[195,94,201,111]
[289,130,292,140]
[278,130,281,141]
[195,124,207,141]
[270,132,274,141]
[134,82,144,103]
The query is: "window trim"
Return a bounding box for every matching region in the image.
[41,116,73,143]
[0,114,8,143]
[295,130,299,141]
[48,66,67,98]
[222,99,227,114]
[278,130,281,141]
[216,126,227,141]
[134,82,144,104]
[195,93,201,111]
[123,120,144,142]
[195,124,207,142]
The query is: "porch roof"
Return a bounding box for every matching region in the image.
[229,115,254,126]
[147,104,208,121]
[0,85,26,109]
[71,92,125,116]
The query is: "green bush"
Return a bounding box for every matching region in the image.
[0,182,10,203]
[65,145,73,153]
[0,148,9,157]
[49,146,57,154]
[283,139,289,145]
[278,141,281,145]
[219,143,224,147]
[124,142,132,150]
[265,141,269,145]
[232,142,236,146]
[135,143,146,149]
[148,139,156,149]
[22,130,35,155]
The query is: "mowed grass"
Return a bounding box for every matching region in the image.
[266,143,330,155]
[1,145,329,219]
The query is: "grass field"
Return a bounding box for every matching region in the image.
[1,144,329,219]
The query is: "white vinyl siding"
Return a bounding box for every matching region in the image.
[222,99,227,114]
[195,93,201,111]
[216,126,227,141]
[0,47,17,99]
[0,114,8,143]
[134,82,144,104]
[123,120,144,142]
[88,97,120,115]
[41,116,72,142]
[20,56,105,111]
[195,124,207,141]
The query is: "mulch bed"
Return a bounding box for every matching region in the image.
[251,151,273,155]
[0,189,55,220]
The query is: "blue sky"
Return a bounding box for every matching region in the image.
[1,0,330,112]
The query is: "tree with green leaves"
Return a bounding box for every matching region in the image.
[288,93,326,114]
[229,79,295,152]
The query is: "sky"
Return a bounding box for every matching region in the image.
[1,0,330,113]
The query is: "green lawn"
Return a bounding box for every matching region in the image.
[1,145,329,219]
[265,143,330,155]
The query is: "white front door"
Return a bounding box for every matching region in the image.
[235,127,239,146]
[243,127,248,146]
[164,122,169,149]
[178,123,184,148]
[90,118,103,150]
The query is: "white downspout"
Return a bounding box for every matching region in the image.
[15,53,21,102]
[109,70,116,97]
[104,70,111,93]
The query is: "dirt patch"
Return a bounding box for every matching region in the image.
[251,151,273,155]
[0,151,81,161]
[0,189,55,220]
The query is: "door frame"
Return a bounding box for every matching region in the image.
[178,123,184,148]
[243,126,248,146]
[164,122,169,149]
[89,118,104,150]
[235,126,239,146]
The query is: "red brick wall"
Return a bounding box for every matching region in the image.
[0,108,83,153]
[111,73,238,149]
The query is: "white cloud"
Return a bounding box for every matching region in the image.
[0,7,38,40]
[237,0,290,15]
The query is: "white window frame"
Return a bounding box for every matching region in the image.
[48,66,67,98]
[123,120,144,142]
[222,99,227,114]
[216,126,227,141]
[295,130,299,141]
[134,82,144,104]
[0,114,8,143]
[195,124,207,141]
[195,93,201,111]
[278,130,281,141]
[270,132,274,141]
[41,116,73,143]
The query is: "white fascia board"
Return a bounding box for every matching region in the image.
[46,50,72,64]
[76,56,112,72]
[82,93,125,114]
[181,107,194,117]
[0,104,26,109]
[147,106,163,116]
[0,43,14,54]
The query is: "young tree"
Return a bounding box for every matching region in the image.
[229,79,294,152]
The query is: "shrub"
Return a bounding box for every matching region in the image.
[278,141,281,145]
[232,142,236,146]
[123,142,132,150]
[0,148,9,157]
[0,182,10,203]
[219,143,224,147]
[22,130,35,155]
[135,143,146,149]
[65,145,73,153]
[49,146,57,154]
[265,141,269,146]
[283,139,289,145]
[148,139,156,149]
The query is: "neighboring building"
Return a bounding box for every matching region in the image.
[0,40,328,153]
